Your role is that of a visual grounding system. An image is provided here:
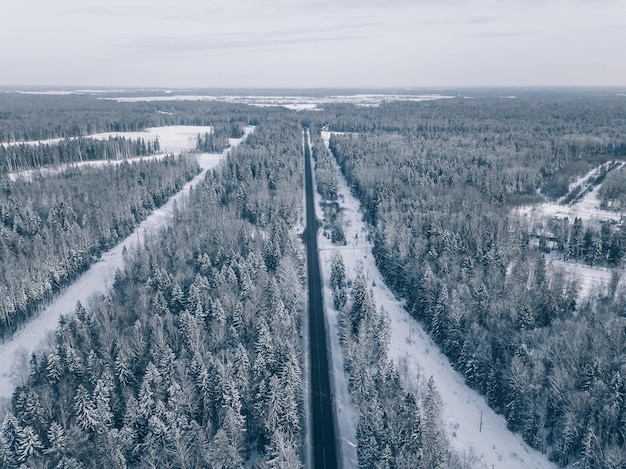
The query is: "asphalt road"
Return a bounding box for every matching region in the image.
[303,128,340,469]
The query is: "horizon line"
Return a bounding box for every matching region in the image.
[2,85,626,92]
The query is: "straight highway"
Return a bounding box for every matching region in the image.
[303,127,340,469]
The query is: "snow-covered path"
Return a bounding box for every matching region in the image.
[320,132,554,468]
[556,161,623,206]
[0,127,253,401]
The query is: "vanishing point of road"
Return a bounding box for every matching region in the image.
[303,127,340,469]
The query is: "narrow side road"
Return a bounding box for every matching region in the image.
[303,128,340,469]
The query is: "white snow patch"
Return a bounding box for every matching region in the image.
[515,162,626,226]
[544,254,613,300]
[13,90,77,95]
[2,89,127,95]
[283,104,320,111]
[320,131,554,469]
[0,126,254,401]
[104,95,220,103]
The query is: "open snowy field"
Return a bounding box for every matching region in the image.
[515,188,623,225]
[5,125,214,181]
[0,127,253,402]
[320,131,554,468]
[2,125,212,153]
[87,125,213,155]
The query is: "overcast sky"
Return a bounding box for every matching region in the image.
[2,0,625,89]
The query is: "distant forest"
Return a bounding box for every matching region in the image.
[0,94,257,143]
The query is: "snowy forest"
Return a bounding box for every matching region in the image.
[1,90,626,468]
[1,109,307,467]
[0,156,199,340]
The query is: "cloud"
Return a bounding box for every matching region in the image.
[314,0,430,7]
[466,16,500,25]
[461,31,522,38]
[120,24,372,57]
[71,0,426,24]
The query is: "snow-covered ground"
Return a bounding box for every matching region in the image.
[516,162,625,225]
[0,127,254,402]
[87,126,214,155]
[515,162,626,301]
[320,131,554,468]
[544,253,614,300]
[5,125,214,181]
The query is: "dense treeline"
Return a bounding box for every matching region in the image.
[1,118,307,467]
[536,217,626,267]
[0,156,199,341]
[311,136,345,244]
[311,138,338,202]
[317,95,626,467]
[599,165,626,210]
[196,132,228,154]
[0,94,148,141]
[0,136,160,173]
[196,122,245,153]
